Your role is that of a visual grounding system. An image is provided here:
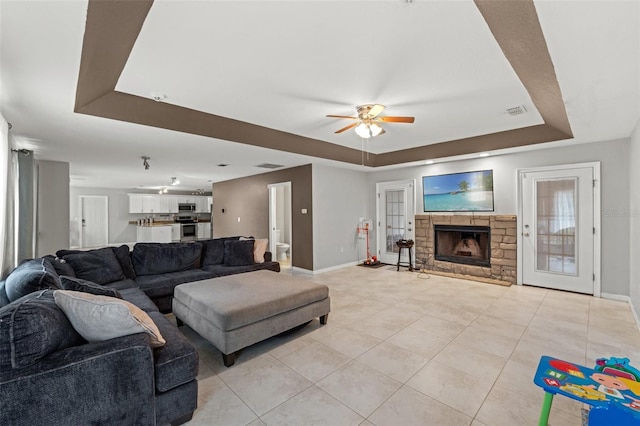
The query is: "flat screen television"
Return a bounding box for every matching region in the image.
[422,170,494,212]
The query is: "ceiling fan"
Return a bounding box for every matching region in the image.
[326,104,415,138]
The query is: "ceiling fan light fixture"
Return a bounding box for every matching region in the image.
[369,123,383,137]
[355,122,371,138]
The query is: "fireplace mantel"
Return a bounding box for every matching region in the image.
[414,214,516,285]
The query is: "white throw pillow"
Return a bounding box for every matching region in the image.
[53,290,165,347]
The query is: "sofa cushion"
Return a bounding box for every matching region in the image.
[202,261,281,277]
[148,312,199,392]
[0,281,10,308]
[223,239,255,267]
[134,269,216,300]
[44,255,77,278]
[4,258,61,302]
[200,237,240,266]
[240,237,269,263]
[132,243,203,276]
[118,288,159,313]
[0,290,84,370]
[53,290,166,348]
[113,244,136,279]
[62,248,125,285]
[59,276,122,299]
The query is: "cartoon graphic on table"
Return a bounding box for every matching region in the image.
[534,356,640,425]
[588,372,628,399]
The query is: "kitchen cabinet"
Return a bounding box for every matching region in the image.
[129,194,180,214]
[171,224,181,242]
[195,196,209,213]
[197,222,211,239]
[129,195,144,213]
[136,225,172,243]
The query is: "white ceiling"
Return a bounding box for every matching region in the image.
[1,0,638,191]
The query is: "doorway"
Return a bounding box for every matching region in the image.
[376,180,416,265]
[79,195,109,248]
[518,163,600,295]
[268,182,292,269]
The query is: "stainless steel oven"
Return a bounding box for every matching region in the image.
[180,223,196,241]
[176,215,197,241]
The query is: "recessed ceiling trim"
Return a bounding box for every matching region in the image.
[74,0,572,168]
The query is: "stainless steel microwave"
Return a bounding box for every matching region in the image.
[178,203,196,213]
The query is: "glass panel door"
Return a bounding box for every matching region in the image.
[385,190,405,253]
[535,178,577,275]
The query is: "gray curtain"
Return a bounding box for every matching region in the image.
[16,150,36,264]
[0,118,14,277]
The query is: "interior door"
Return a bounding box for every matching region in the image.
[80,195,108,248]
[377,180,415,265]
[520,167,595,294]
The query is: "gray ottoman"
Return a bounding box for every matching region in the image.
[173,270,330,366]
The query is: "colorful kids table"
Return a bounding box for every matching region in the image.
[534,356,640,425]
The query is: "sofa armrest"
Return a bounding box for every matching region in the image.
[0,333,155,426]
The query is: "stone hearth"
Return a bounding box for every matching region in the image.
[415,214,517,284]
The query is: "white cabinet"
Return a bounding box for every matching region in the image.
[197,222,211,239]
[129,194,180,214]
[136,225,172,243]
[129,195,144,213]
[207,197,212,213]
[195,196,209,213]
[171,224,181,242]
[176,196,195,204]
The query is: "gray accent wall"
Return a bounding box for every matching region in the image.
[36,160,70,256]
[212,165,313,270]
[312,164,369,270]
[367,138,630,296]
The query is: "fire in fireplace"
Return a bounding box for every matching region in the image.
[434,225,491,267]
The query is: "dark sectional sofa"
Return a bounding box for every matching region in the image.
[0,237,280,426]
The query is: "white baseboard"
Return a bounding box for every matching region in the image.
[298,261,360,275]
[601,293,640,330]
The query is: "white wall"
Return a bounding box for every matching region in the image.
[69,187,136,247]
[367,138,630,296]
[36,160,70,255]
[629,121,640,314]
[312,164,370,270]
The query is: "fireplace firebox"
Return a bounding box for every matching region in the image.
[434,225,491,267]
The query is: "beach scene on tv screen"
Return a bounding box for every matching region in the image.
[423,170,494,211]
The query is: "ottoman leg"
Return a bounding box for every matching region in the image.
[320,314,329,325]
[222,352,238,367]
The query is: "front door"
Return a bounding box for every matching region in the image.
[520,165,598,294]
[376,180,415,265]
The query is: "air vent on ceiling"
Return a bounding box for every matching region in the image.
[506,105,527,116]
[255,163,284,169]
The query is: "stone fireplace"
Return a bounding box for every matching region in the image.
[434,225,491,267]
[415,214,516,285]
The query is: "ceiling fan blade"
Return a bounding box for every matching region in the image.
[367,104,386,118]
[326,114,357,120]
[335,122,359,133]
[378,116,415,123]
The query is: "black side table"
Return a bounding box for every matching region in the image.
[396,240,414,271]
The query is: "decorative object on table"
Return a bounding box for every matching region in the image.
[422,170,494,212]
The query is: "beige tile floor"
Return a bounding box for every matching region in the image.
[178,265,640,426]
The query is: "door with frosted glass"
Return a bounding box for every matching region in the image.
[521,167,594,294]
[377,180,415,265]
